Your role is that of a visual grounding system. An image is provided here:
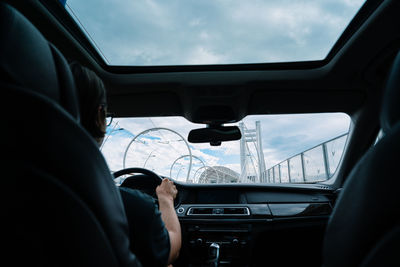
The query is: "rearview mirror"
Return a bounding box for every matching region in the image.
[188,126,242,146]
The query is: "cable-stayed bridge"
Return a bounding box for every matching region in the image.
[238,121,348,183]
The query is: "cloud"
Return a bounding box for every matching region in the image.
[66,1,358,182]
[67,0,365,65]
[224,163,241,174]
[186,46,226,65]
[243,113,350,168]
[101,113,350,182]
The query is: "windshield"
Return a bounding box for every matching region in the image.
[102,113,350,184]
[64,0,365,65]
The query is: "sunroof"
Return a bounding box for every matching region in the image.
[64,0,366,66]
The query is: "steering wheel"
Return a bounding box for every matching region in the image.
[114,167,163,197]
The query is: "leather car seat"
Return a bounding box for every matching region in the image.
[0,2,141,267]
[322,51,400,266]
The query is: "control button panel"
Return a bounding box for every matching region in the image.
[176,207,185,214]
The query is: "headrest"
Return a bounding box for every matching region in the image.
[0,2,79,120]
[381,51,400,133]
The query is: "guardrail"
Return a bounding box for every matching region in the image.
[263,133,348,183]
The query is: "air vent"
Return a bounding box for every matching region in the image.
[316,185,331,190]
[187,207,250,216]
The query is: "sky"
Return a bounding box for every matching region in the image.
[64,0,360,182]
[66,0,365,65]
[101,114,350,182]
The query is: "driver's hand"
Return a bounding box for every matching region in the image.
[156,178,178,202]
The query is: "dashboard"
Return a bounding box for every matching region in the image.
[172,183,334,267]
[119,174,335,266]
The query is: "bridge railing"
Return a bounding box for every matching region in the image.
[262,133,348,183]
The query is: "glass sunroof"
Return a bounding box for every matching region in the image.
[64,0,366,66]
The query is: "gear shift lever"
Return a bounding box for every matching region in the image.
[208,242,220,267]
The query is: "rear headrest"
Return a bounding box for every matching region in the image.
[0,2,79,120]
[381,51,400,133]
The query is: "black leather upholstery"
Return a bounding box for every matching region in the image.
[0,3,79,120]
[361,226,400,267]
[1,3,141,267]
[381,52,400,134]
[323,52,400,266]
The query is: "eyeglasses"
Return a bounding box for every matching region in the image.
[100,104,114,127]
[106,112,114,126]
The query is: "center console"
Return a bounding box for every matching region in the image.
[185,222,252,266]
[176,204,260,267]
[174,188,332,266]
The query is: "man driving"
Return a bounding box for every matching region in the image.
[70,62,181,267]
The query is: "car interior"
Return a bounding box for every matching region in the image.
[2,0,399,266]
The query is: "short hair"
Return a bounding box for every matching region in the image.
[70,62,107,139]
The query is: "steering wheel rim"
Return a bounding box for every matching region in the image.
[115,167,180,208]
[113,167,163,185]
